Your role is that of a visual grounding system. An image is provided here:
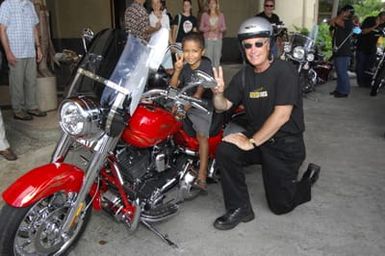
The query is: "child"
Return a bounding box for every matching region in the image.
[169,32,213,191]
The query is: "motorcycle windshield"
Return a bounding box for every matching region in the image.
[73,28,169,115]
[103,28,169,115]
[291,33,315,50]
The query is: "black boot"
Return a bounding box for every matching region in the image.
[213,207,255,230]
[302,163,321,186]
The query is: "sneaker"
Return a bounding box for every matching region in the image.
[14,110,33,121]
[27,109,47,117]
[0,148,17,161]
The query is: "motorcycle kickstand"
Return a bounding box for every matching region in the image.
[141,220,178,249]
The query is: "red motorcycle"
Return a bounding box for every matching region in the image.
[0,28,226,255]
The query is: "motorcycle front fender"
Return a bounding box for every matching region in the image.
[2,163,84,208]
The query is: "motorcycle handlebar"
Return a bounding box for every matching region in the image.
[141,88,210,113]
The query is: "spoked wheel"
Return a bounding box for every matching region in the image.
[0,192,92,256]
[370,64,385,96]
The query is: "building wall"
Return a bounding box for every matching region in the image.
[273,0,319,32]
[47,0,112,39]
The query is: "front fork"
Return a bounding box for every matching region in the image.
[51,132,121,235]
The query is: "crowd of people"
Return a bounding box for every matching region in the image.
[0,0,382,231]
[330,4,385,98]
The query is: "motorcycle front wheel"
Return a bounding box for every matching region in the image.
[299,71,315,94]
[370,64,385,96]
[0,191,92,256]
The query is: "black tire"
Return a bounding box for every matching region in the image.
[370,64,385,96]
[0,192,92,256]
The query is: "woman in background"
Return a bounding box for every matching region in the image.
[149,0,174,74]
[171,0,198,46]
[199,0,226,68]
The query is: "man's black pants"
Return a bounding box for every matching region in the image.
[216,135,311,215]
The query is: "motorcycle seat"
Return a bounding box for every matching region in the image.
[183,111,225,138]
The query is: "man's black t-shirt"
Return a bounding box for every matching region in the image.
[331,19,354,57]
[224,59,304,137]
[180,57,213,99]
[356,16,385,54]
[256,12,281,37]
[256,11,281,25]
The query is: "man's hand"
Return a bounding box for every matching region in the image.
[36,47,43,63]
[222,132,255,151]
[5,51,16,67]
[212,66,225,95]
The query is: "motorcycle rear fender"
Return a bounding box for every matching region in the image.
[2,163,85,208]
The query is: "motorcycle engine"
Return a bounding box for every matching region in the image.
[116,143,177,203]
[117,147,150,182]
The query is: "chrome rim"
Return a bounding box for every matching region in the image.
[13,192,85,256]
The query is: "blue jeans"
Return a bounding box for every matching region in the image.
[334,56,351,95]
[355,51,376,87]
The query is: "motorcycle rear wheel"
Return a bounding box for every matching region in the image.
[370,64,385,96]
[0,192,92,256]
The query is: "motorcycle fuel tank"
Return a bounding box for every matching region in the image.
[122,104,181,148]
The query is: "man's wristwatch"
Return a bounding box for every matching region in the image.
[249,138,257,147]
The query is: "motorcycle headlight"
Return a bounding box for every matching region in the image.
[59,97,103,139]
[293,46,305,60]
[306,53,315,62]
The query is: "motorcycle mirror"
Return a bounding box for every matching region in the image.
[191,70,217,89]
[81,28,94,53]
[82,28,94,42]
[352,26,362,35]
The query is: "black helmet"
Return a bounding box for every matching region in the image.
[237,17,273,42]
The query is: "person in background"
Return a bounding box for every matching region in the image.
[329,4,355,98]
[256,0,282,58]
[0,0,47,121]
[211,17,320,230]
[124,0,160,42]
[171,0,198,46]
[160,0,173,26]
[199,0,226,68]
[149,0,173,74]
[0,109,17,161]
[169,32,213,192]
[355,12,385,88]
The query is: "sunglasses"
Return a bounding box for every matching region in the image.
[265,4,274,7]
[243,40,268,49]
